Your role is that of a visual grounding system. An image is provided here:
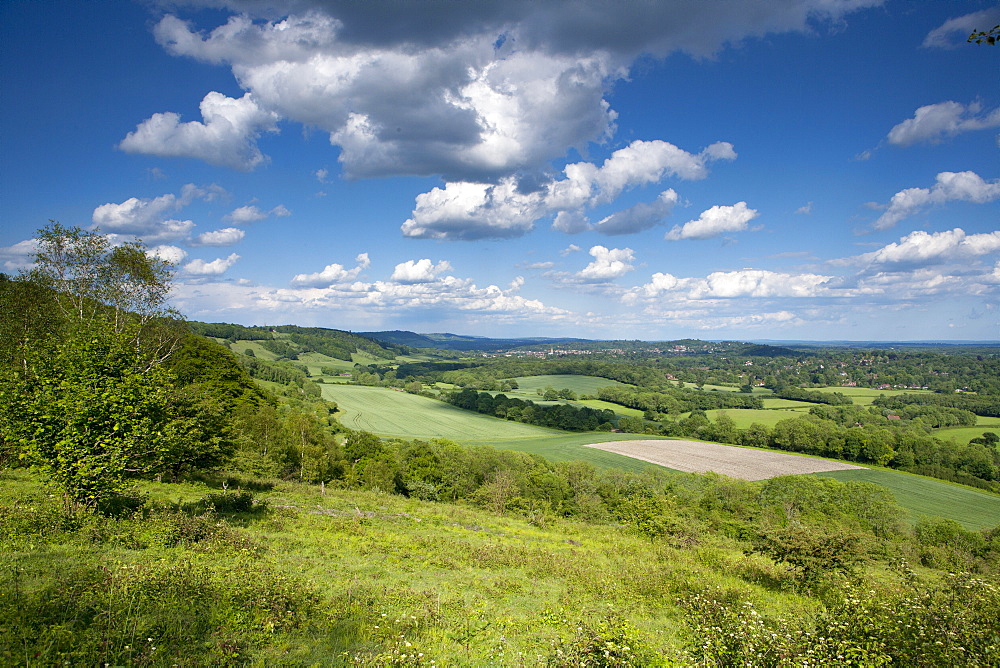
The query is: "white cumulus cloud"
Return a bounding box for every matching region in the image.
[665,201,759,241]
[887,101,1000,147]
[692,270,833,298]
[401,178,542,240]
[146,245,189,264]
[0,238,40,271]
[873,171,1000,230]
[91,184,223,242]
[861,228,1000,266]
[120,92,279,171]
[546,141,734,211]
[184,253,240,275]
[390,258,454,283]
[136,1,867,183]
[404,140,729,240]
[290,253,371,287]
[192,227,245,246]
[225,204,291,224]
[578,245,635,281]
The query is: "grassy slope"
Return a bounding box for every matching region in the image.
[229,341,280,360]
[0,470,829,665]
[759,398,815,410]
[320,384,555,440]
[575,398,645,418]
[814,468,1000,530]
[705,408,811,428]
[510,375,628,395]
[489,433,681,474]
[699,384,773,394]
[932,416,1000,445]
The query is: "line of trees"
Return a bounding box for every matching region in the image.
[597,385,764,413]
[447,388,616,431]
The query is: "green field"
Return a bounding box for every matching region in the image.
[351,350,385,365]
[932,416,1000,445]
[759,397,815,410]
[320,384,554,440]
[814,468,1000,530]
[290,351,350,375]
[700,383,773,395]
[511,374,628,396]
[812,385,934,406]
[228,340,279,360]
[576,398,645,418]
[321,380,1000,531]
[492,433,679,473]
[705,408,810,428]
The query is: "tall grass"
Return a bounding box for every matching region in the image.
[2,467,997,666]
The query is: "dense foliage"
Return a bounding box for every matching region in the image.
[447,388,616,431]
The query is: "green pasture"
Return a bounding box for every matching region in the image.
[812,385,934,406]
[491,433,680,473]
[576,398,646,418]
[351,351,386,365]
[699,384,773,395]
[320,384,554,440]
[295,351,355,375]
[814,468,1000,531]
[932,416,1000,445]
[759,398,815,410]
[229,340,279,361]
[511,374,629,395]
[392,353,452,363]
[705,409,809,429]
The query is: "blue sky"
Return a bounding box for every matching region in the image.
[2,0,999,341]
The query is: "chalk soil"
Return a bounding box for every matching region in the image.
[584,439,865,480]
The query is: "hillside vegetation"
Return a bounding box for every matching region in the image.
[2,225,999,665]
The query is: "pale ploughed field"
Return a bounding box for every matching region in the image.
[584,439,865,481]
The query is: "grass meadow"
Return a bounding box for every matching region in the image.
[931,416,1000,445]
[758,398,815,410]
[4,465,996,666]
[698,384,773,395]
[509,375,629,396]
[296,351,356,374]
[575,398,646,418]
[490,433,680,473]
[228,340,280,360]
[0,470,822,666]
[705,408,814,429]
[814,467,1000,530]
[320,384,555,440]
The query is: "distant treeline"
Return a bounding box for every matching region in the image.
[189,321,409,362]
